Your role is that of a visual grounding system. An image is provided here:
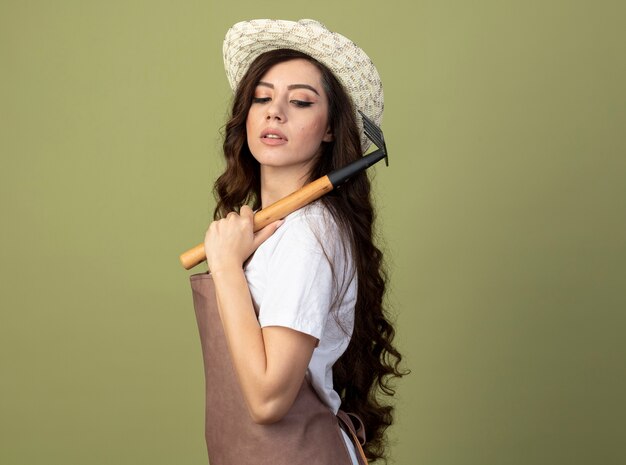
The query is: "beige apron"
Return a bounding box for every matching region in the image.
[190,272,368,465]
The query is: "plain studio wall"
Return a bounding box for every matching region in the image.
[1,1,624,464]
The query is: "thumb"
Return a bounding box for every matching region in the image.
[252,219,284,250]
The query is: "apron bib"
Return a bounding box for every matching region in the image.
[190,273,367,465]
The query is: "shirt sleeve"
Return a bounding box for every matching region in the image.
[257,214,336,340]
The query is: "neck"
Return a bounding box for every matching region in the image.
[260,165,312,208]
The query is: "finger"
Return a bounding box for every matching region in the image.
[205,219,218,238]
[240,205,254,220]
[252,220,284,250]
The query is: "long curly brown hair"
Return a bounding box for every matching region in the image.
[213,49,407,463]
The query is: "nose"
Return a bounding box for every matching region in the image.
[266,99,285,121]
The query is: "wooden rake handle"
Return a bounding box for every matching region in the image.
[179,176,333,270]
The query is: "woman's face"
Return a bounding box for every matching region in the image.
[246,58,333,178]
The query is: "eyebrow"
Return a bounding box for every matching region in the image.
[257,81,320,96]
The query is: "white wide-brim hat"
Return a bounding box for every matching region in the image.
[223,19,384,152]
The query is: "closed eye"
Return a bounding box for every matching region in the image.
[291,100,313,108]
[252,97,271,104]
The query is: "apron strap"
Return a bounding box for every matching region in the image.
[337,410,369,465]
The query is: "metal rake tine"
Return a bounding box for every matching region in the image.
[359,111,386,152]
[359,111,388,166]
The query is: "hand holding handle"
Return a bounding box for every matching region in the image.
[179,176,333,270]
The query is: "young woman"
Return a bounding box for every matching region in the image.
[191,19,405,465]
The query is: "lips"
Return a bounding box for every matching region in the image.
[261,128,287,141]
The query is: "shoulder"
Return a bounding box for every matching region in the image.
[286,201,345,237]
[250,201,351,272]
[265,201,331,241]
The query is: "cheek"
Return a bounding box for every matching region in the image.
[295,126,319,147]
[246,105,263,128]
[245,115,257,140]
[245,122,259,154]
[297,119,326,141]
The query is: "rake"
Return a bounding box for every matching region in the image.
[179,111,388,270]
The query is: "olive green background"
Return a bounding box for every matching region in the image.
[1,1,624,464]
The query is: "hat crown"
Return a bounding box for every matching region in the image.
[297,19,327,29]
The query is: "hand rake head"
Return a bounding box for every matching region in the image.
[359,111,388,166]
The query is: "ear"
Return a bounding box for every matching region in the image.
[322,126,334,143]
